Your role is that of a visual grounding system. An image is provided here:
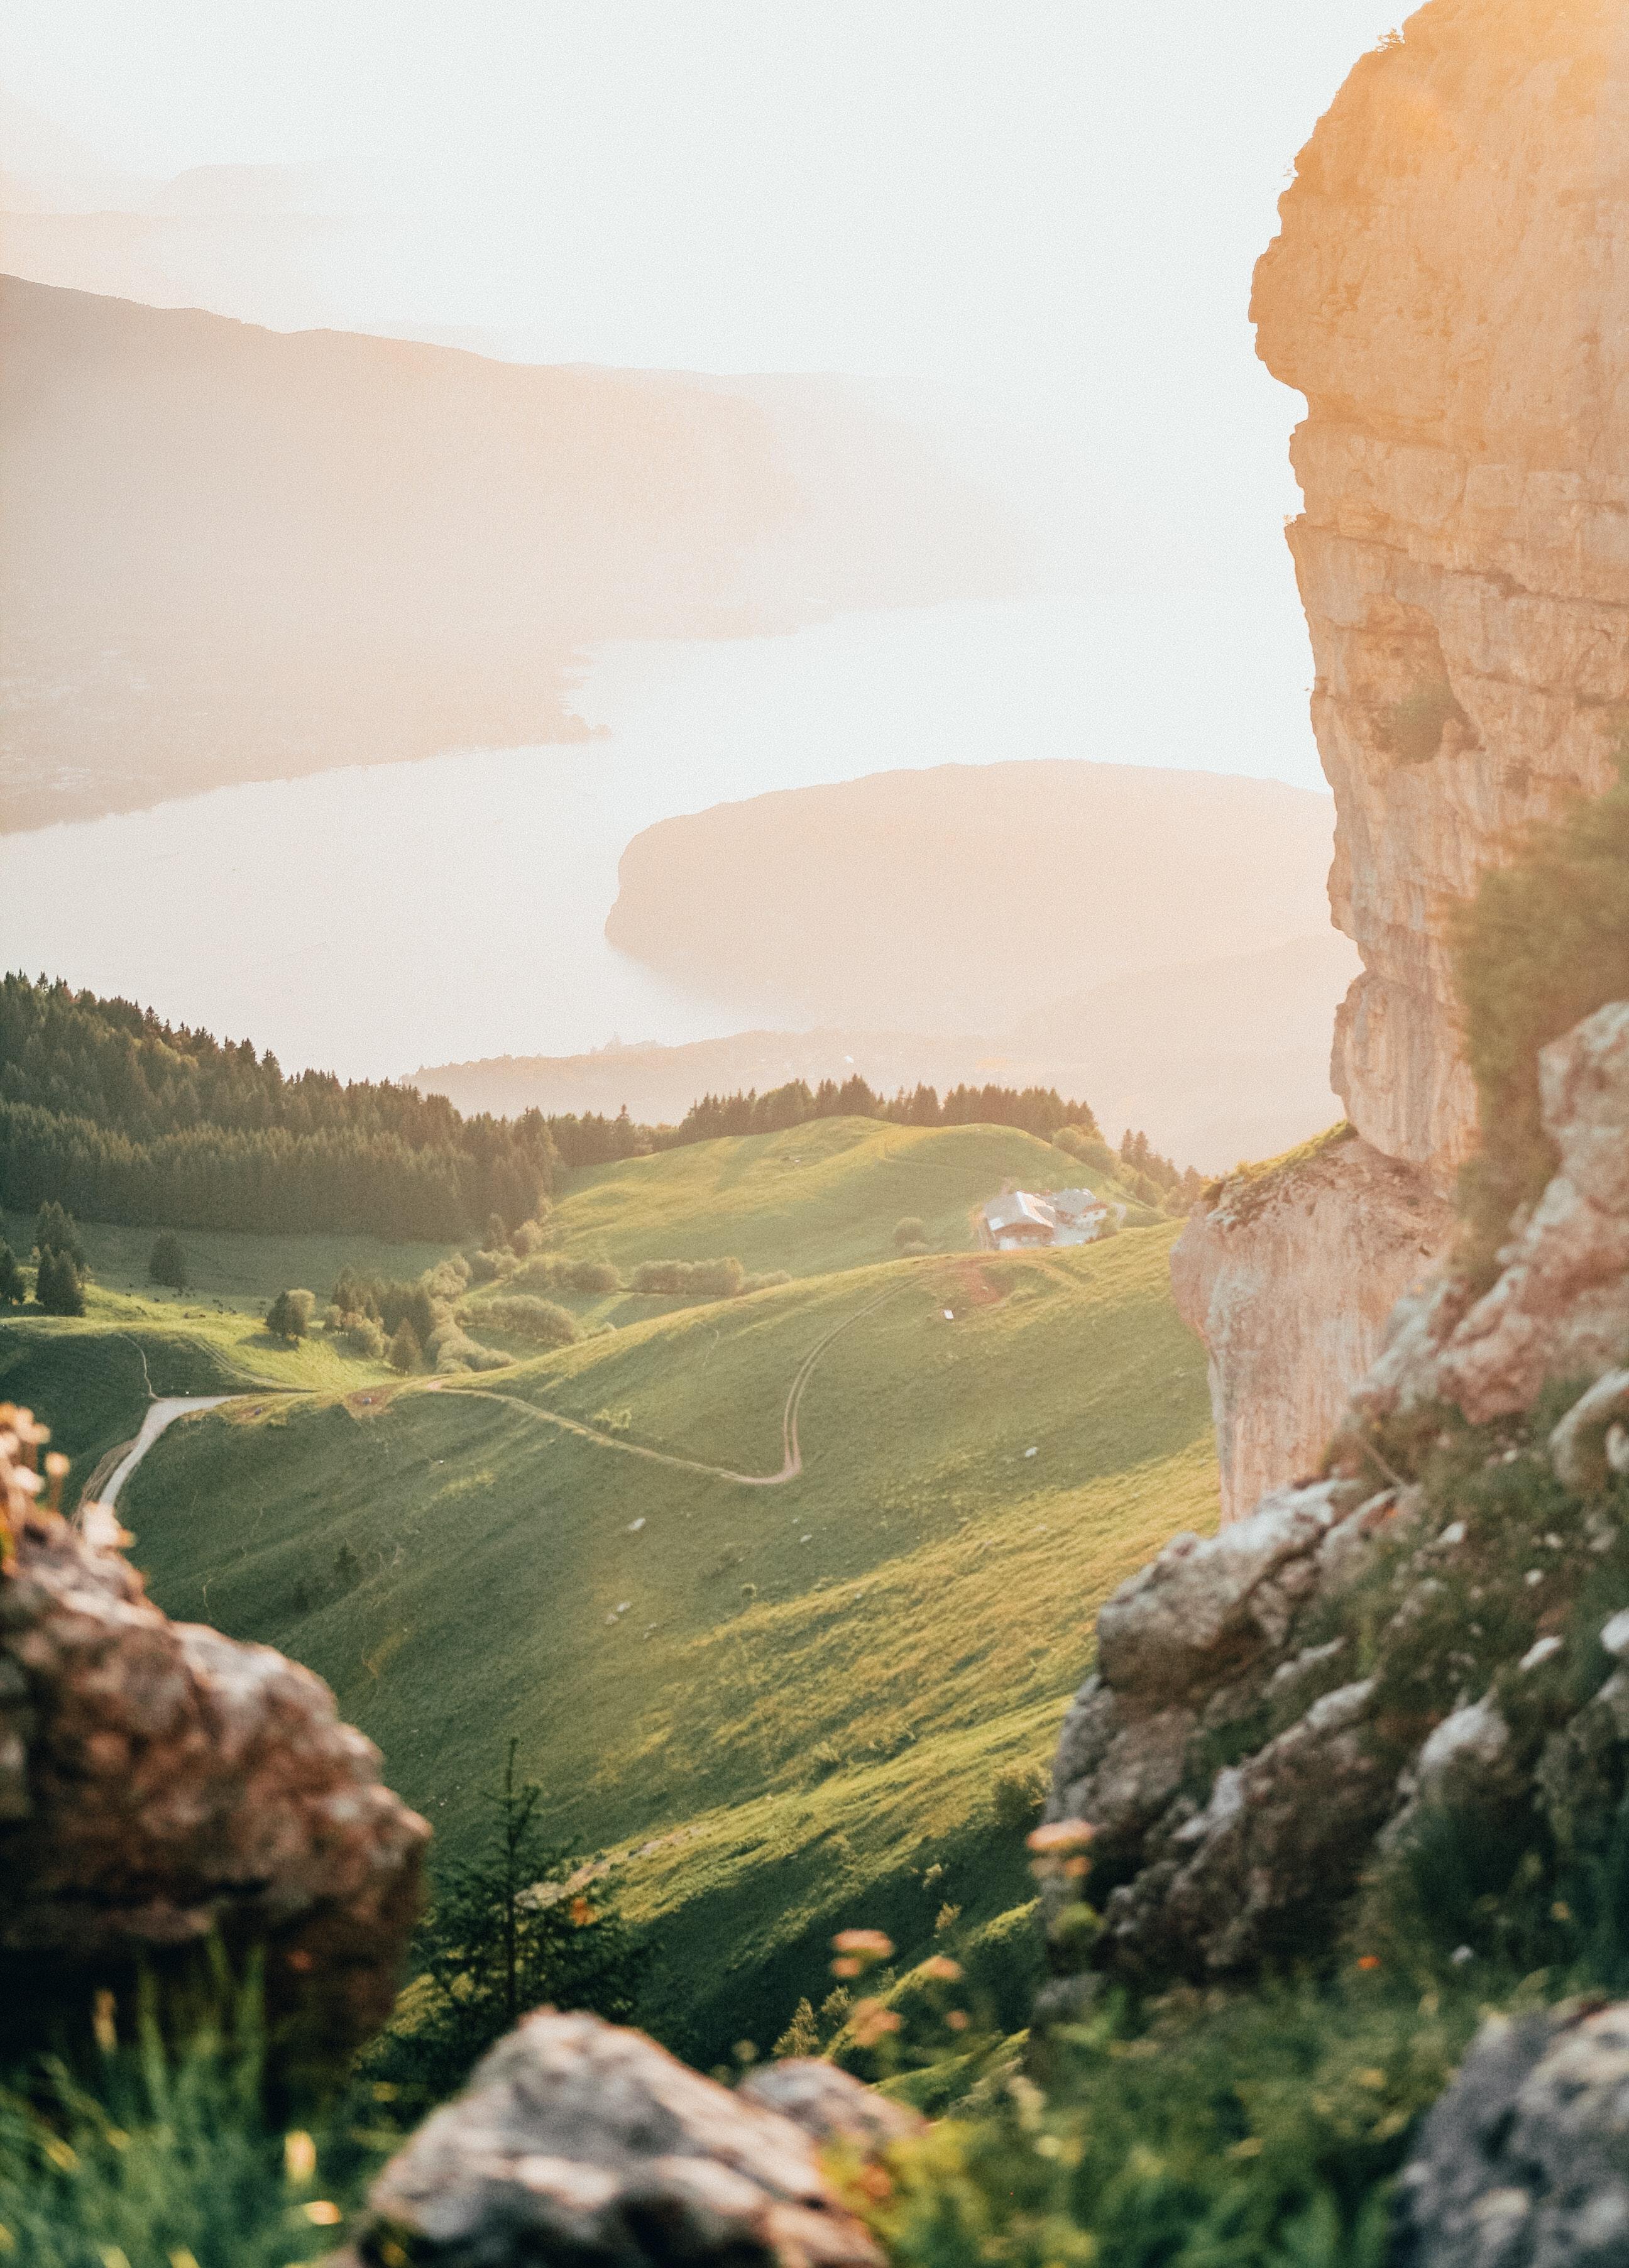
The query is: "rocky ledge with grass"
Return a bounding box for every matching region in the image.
[1043,989,1629,2007]
[0,1404,428,2073]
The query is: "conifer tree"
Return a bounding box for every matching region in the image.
[0,1243,21,1306]
[371,1741,644,2106]
[36,1248,85,1316]
[33,1200,84,1268]
[388,1318,422,1372]
[148,1230,190,1291]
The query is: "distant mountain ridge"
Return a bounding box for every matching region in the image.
[0,276,1027,832]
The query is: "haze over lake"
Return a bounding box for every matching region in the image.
[4,587,1327,1083]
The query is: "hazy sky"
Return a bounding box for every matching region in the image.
[3,3,1406,586]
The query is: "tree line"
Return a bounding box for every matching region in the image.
[547,1076,1102,1167]
[0,975,555,1237]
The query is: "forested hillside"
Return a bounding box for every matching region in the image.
[0,975,554,1236]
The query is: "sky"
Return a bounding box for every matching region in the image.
[0,4,1414,1079]
[2,2,1407,590]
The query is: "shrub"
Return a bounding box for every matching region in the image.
[1377,677,1465,762]
[424,1320,508,1373]
[148,1229,190,1291]
[990,1763,1048,1834]
[466,1246,517,1286]
[1454,744,1629,1277]
[1054,1125,1117,1174]
[742,1270,790,1294]
[340,1313,385,1359]
[476,1296,580,1349]
[628,1256,745,1300]
[894,1216,928,1251]
[510,1215,551,1256]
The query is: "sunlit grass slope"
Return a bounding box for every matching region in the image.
[126,1225,1215,2057]
[546,1117,1144,1282]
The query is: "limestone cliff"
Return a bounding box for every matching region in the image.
[1175,0,1629,1513]
[1171,1129,1450,1523]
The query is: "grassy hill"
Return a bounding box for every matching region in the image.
[540,1117,1150,1286]
[122,1223,1215,2059]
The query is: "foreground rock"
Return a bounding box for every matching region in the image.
[1396,2002,1629,2267]
[342,2012,891,2268]
[1171,1130,1449,1521]
[0,1408,427,2069]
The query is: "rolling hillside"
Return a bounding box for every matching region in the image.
[121,1224,1216,2058]
[536,1116,1149,1286]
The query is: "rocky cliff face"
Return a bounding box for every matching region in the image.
[1171,1129,1451,1522]
[1174,0,1629,1513]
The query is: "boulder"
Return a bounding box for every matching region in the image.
[737,2059,923,2154]
[1396,2002,1629,2267]
[0,1407,427,2070]
[341,2011,887,2268]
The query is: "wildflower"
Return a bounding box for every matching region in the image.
[831,1956,862,1978]
[1026,1821,1095,1854]
[946,2008,970,2032]
[1356,1954,1380,1971]
[833,1928,894,1958]
[91,1989,117,2054]
[302,2201,343,2227]
[570,1896,595,1926]
[285,2131,317,2185]
[918,1954,962,1981]
[850,1998,902,2047]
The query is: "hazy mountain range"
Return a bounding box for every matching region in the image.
[0,273,1028,832]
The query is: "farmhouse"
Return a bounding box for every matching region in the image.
[980,1186,1111,1251]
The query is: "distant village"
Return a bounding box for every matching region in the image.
[978,1186,1112,1251]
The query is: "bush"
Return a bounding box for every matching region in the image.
[339,1313,385,1359]
[476,1296,580,1348]
[990,1763,1048,1834]
[148,1229,190,1291]
[265,1288,314,1344]
[511,1254,622,1296]
[894,1216,928,1251]
[466,1246,517,1286]
[628,1256,745,1300]
[424,1320,508,1373]
[742,1270,790,1294]
[1454,744,1629,1277]
[1054,1125,1117,1175]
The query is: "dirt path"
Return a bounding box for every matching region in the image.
[445,1280,902,1487]
[83,1396,234,1510]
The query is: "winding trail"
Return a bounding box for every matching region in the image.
[83,1396,234,1509]
[442,1279,903,1487]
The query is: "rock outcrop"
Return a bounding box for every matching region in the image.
[0,1407,427,2069]
[1396,2001,1629,2267]
[1045,990,1629,1986]
[1174,0,1629,1510]
[1358,1001,1629,1425]
[340,2012,893,2268]
[1171,1129,1451,1521]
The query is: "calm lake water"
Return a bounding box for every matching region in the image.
[4,589,1322,1081]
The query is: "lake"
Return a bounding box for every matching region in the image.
[5,588,1324,1081]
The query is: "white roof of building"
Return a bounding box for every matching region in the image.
[983,1191,1059,1235]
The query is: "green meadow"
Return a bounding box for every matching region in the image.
[0,1120,1210,2056]
[122,1225,1214,2057]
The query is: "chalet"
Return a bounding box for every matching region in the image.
[980,1186,1111,1251]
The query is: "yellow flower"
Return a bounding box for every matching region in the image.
[284,2130,317,2184]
